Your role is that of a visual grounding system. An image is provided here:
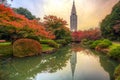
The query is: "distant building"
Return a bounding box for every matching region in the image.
[70,0,78,31]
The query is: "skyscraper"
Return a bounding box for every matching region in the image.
[70,0,77,31]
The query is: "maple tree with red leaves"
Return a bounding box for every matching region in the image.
[72,28,101,42]
[0,4,55,40]
[43,15,71,41]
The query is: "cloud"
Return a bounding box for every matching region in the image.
[11,0,119,30]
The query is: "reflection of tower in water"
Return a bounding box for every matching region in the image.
[70,51,77,80]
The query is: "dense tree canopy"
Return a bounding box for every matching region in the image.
[100,1,120,41]
[13,7,36,20]
[43,15,71,41]
[0,5,55,41]
[72,28,101,42]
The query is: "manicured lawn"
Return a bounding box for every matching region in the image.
[0,42,54,56]
[0,42,11,46]
[0,42,13,56]
[41,44,54,52]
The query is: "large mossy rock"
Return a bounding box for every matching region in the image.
[13,39,42,57]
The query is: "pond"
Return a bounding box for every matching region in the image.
[0,44,119,80]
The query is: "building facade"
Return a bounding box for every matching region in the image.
[70,0,77,31]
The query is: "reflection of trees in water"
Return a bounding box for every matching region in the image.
[71,43,98,57]
[71,43,85,52]
[70,51,77,80]
[71,43,119,80]
[92,51,119,80]
[99,54,118,80]
[0,69,9,80]
[0,46,71,80]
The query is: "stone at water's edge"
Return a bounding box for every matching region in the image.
[13,38,42,57]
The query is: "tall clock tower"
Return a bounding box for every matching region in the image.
[70,0,77,31]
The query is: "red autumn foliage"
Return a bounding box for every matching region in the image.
[13,38,42,57]
[0,4,55,39]
[72,28,101,41]
[43,15,69,31]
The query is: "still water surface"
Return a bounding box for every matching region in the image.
[0,44,118,80]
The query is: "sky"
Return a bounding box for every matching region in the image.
[8,0,119,30]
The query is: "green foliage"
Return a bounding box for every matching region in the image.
[41,44,54,52]
[97,39,112,48]
[43,15,72,44]
[26,35,40,41]
[0,26,17,41]
[0,42,12,56]
[13,7,36,20]
[114,65,120,80]
[90,39,112,49]
[55,39,67,45]
[13,39,42,57]
[40,39,59,48]
[0,46,71,80]
[100,1,120,41]
[81,39,94,46]
[0,42,11,46]
[90,40,102,49]
[109,46,120,59]
[0,25,35,42]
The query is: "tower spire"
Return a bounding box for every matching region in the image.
[70,0,77,31]
[71,0,76,15]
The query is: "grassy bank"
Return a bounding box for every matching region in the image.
[82,39,120,80]
[41,44,54,52]
[0,42,55,57]
[0,42,12,56]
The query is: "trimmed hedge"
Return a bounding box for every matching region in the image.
[40,39,59,48]
[109,46,120,59]
[13,38,42,57]
[55,39,67,45]
[90,39,112,49]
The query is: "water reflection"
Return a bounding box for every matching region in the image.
[70,51,77,80]
[0,46,71,80]
[0,44,118,80]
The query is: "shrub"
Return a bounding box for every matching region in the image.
[114,65,120,80]
[102,39,112,45]
[90,40,102,49]
[40,39,59,48]
[97,39,112,48]
[90,39,112,49]
[13,38,42,57]
[26,35,40,41]
[109,46,120,59]
[81,39,93,45]
[55,39,67,45]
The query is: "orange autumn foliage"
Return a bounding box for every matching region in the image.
[0,4,55,39]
